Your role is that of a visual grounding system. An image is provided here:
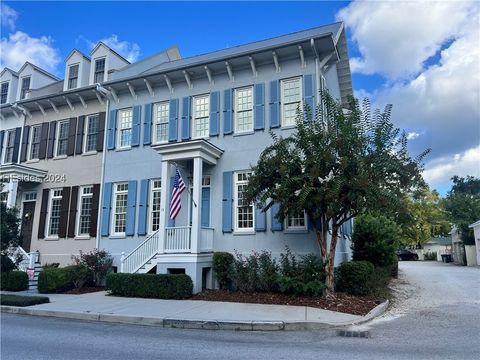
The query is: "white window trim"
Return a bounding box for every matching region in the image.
[153,101,169,144]
[46,188,62,239]
[94,57,106,83]
[284,210,308,232]
[117,108,133,149]
[148,179,162,234]
[233,171,255,233]
[111,182,128,236]
[0,81,9,104]
[280,76,303,128]
[68,63,80,89]
[20,76,31,100]
[76,185,93,238]
[83,114,99,153]
[191,94,210,140]
[28,125,41,161]
[234,86,254,134]
[2,129,16,164]
[55,120,70,157]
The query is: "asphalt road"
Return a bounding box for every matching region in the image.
[1,262,479,360]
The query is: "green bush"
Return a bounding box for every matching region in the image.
[233,251,280,293]
[0,271,28,291]
[352,214,400,268]
[1,255,16,273]
[335,261,375,295]
[390,258,399,278]
[212,252,235,290]
[424,251,437,261]
[38,267,73,293]
[106,273,193,299]
[71,249,113,286]
[0,294,49,307]
[64,265,90,289]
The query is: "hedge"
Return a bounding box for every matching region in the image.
[38,267,74,293]
[0,294,49,307]
[212,252,235,290]
[106,273,193,299]
[0,271,29,291]
[335,261,375,296]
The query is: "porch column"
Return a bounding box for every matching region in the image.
[191,157,203,253]
[158,160,171,254]
[6,181,18,209]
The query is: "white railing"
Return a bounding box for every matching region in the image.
[9,247,34,271]
[165,226,191,253]
[200,227,214,252]
[121,230,160,273]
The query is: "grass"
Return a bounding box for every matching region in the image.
[0,294,50,307]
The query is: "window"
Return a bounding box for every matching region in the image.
[68,64,79,89]
[29,125,41,160]
[153,102,169,143]
[149,179,162,233]
[77,186,93,236]
[94,58,106,83]
[0,192,8,204]
[281,77,302,127]
[112,183,128,235]
[192,95,209,139]
[24,192,37,201]
[235,86,253,133]
[285,211,307,231]
[56,120,69,156]
[84,114,99,152]
[117,109,133,148]
[0,82,9,104]
[3,129,16,163]
[20,77,31,99]
[234,171,254,232]
[47,189,63,237]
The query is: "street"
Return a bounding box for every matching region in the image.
[1,262,479,360]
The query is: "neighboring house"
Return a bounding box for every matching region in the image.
[0,43,130,265]
[98,22,354,293]
[422,237,452,261]
[468,220,480,266]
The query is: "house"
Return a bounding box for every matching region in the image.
[422,237,452,261]
[468,220,480,266]
[97,22,354,293]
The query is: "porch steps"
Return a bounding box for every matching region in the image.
[28,264,43,290]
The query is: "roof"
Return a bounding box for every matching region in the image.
[65,48,91,62]
[17,62,60,81]
[0,67,19,78]
[425,237,452,246]
[90,42,130,64]
[469,220,480,228]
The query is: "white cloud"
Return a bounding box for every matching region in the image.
[407,132,420,141]
[0,4,18,31]
[423,145,480,189]
[337,1,476,80]
[0,31,60,73]
[82,34,140,63]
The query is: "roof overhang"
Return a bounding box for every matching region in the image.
[469,220,480,228]
[0,164,48,183]
[152,139,224,165]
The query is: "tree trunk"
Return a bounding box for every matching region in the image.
[325,224,339,293]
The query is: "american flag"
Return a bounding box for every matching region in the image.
[169,167,186,220]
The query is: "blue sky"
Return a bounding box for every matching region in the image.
[1,1,479,194]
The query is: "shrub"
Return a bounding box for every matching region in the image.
[0,271,28,291]
[0,294,49,307]
[38,267,73,293]
[335,261,375,296]
[43,262,60,268]
[1,254,16,273]
[212,252,235,290]
[352,214,400,268]
[106,273,192,299]
[72,249,113,286]
[64,265,90,289]
[257,251,279,292]
[390,258,399,278]
[424,251,437,261]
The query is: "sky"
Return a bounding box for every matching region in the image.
[1,1,479,195]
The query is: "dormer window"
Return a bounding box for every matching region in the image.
[0,82,8,104]
[68,64,79,89]
[94,58,105,83]
[20,77,30,99]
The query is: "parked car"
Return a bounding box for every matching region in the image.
[396,249,419,261]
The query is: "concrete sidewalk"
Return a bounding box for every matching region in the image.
[1,290,388,331]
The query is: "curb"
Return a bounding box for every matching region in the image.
[1,300,389,331]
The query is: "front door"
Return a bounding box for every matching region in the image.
[20,201,36,252]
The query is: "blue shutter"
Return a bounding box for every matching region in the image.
[181,97,191,141]
[169,99,178,142]
[107,110,117,150]
[131,105,141,147]
[167,176,175,227]
[201,187,210,227]
[210,91,220,136]
[222,171,233,233]
[270,203,283,231]
[143,103,152,145]
[254,83,265,130]
[223,89,233,135]
[255,207,266,232]
[303,74,315,120]
[100,182,112,236]
[269,80,280,128]
[0,130,4,160]
[126,180,137,236]
[137,179,149,236]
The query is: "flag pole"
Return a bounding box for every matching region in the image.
[172,162,197,208]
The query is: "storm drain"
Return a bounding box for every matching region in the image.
[336,329,370,338]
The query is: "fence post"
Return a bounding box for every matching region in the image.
[120,252,125,273]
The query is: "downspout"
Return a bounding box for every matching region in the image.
[310,39,321,105]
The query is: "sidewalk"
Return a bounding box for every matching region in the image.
[1,290,388,331]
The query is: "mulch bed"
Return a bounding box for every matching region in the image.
[192,290,382,316]
[63,287,105,295]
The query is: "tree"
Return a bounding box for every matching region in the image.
[245,92,428,292]
[1,201,21,272]
[443,176,480,245]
